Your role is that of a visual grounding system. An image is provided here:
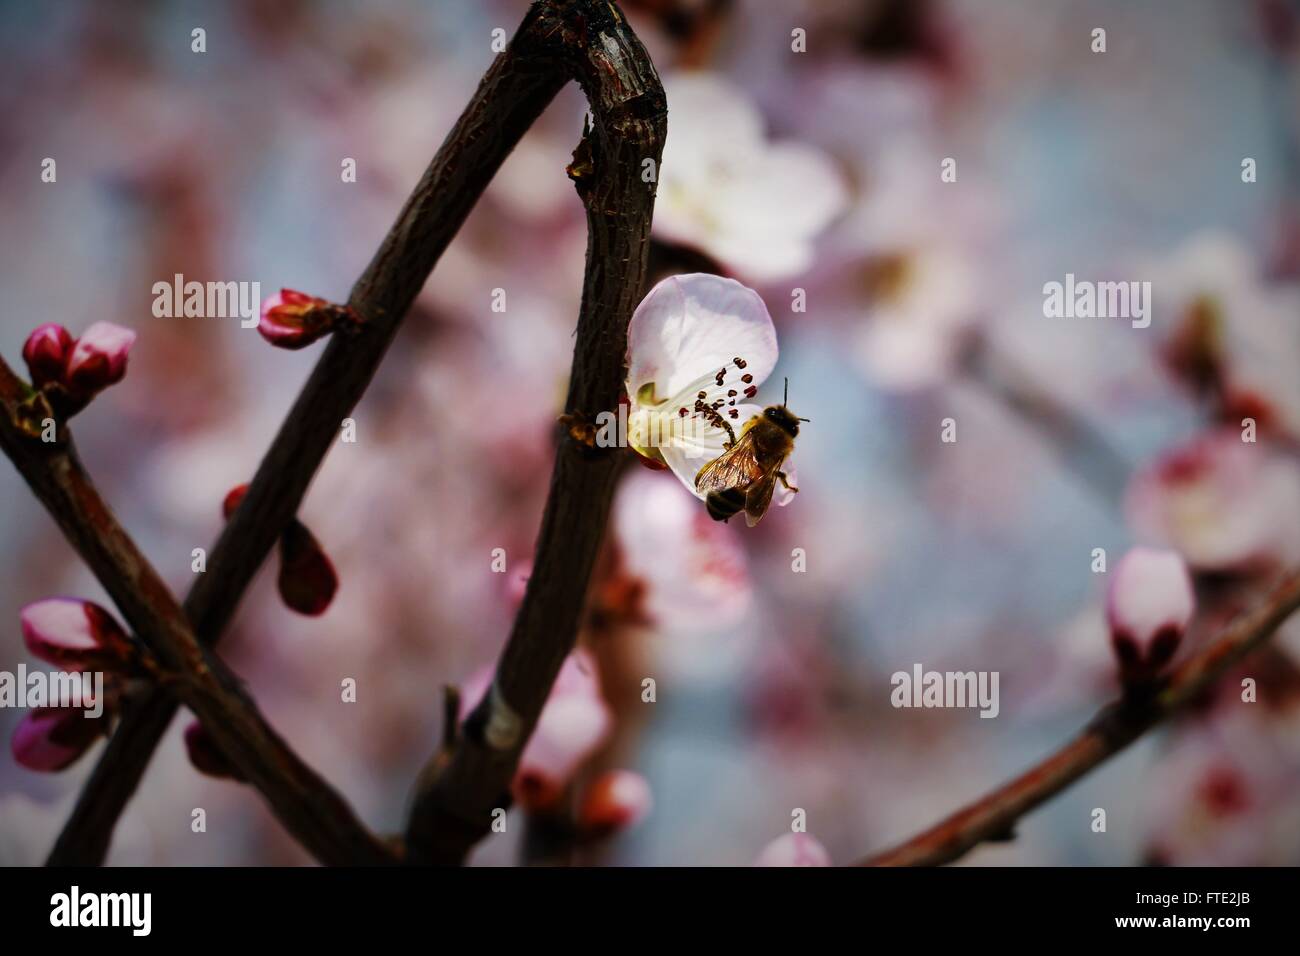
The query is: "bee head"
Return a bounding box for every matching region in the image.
[763,404,802,437]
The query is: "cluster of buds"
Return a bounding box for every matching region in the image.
[223,485,338,617]
[259,289,361,350]
[21,322,136,418]
[10,599,140,772]
[1106,547,1196,689]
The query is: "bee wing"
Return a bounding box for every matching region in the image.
[743,471,779,526]
[695,433,767,495]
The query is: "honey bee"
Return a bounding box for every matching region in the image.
[694,379,807,526]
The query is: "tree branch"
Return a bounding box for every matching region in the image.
[859,567,1300,866]
[404,0,666,864]
[0,362,395,865]
[45,4,572,865]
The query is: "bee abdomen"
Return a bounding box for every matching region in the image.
[705,488,745,522]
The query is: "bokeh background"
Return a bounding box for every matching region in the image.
[2,0,1299,865]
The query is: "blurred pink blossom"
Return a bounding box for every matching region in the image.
[753,832,831,867]
[612,470,751,632]
[578,769,653,835]
[854,245,979,391]
[656,73,847,282]
[1142,708,1300,865]
[1126,430,1300,573]
[1147,232,1300,436]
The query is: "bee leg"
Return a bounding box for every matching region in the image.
[778,471,798,493]
[701,405,737,448]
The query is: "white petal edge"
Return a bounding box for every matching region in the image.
[626,274,778,402]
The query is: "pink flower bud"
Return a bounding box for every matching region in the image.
[183,720,247,782]
[277,520,338,616]
[11,706,103,772]
[1106,547,1195,685]
[259,289,351,350]
[64,322,136,395]
[21,323,74,388]
[753,833,832,867]
[578,770,653,835]
[20,598,136,672]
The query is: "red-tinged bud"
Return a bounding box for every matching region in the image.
[578,769,653,836]
[183,720,247,782]
[1107,547,1195,687]
[21,323,74,388]
[11,706,104,772]
[277,520,338,616]
[64,322,136,395]
[20,598,137,673]
[222,483,249,520]
[259,289,356,350]
[753,833,832,867]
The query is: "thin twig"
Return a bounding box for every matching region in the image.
[0,362,395,865]
[404,0,666,864]
[859,568,1300,866]
[960,330,1131,505]
[45,3,572,865]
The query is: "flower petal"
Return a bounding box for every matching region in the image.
[661,73,764,163]
[773,459,799,508]
[656,73,846,282]
[1107,547,1195,647]
[657,403,763,501]
[612,470,752,631]
[627,274,777,402]
[258,288,336,350]
[65,322,136,393]
[20,598,133,672]
[11,707,101,772]
[21,324,74,388]
[701,144,846,282]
